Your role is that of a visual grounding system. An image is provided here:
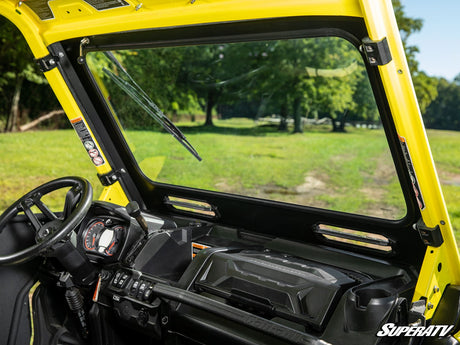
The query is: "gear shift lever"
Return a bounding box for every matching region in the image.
[126,201,149,238]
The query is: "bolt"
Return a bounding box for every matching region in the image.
[161,316,169,325]
[397,69,403,74]
[433,286,440,293]
[369,57,377,64]
[440,220,446,225]
[427,302,434,310]
[58,52,65,58]
[135,3,143,10]
[49,59,56,65]
[43,228,50,236]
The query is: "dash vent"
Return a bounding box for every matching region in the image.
[314,224,392,253]
[164,196,217,217]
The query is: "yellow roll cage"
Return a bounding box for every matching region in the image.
[1,0,458,333]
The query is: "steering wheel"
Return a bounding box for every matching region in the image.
[0,177,92,265]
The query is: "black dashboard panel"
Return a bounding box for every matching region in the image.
[77,201,144,263]
[192,250,358,331]
[70,201,418,345]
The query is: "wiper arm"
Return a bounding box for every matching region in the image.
[102,52,202,161]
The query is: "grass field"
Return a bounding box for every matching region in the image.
[0,121,459,245]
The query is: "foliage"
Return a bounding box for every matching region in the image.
[392,0,423,74]
[392,0,440,117]
[0,1,456,134]
[0,17,60,132]
[424,76,460,131]
[95,37,378,133]
[412,71,439,114]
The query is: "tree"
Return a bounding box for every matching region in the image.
[176,45,227,126]
[0,17,49,132]
[211,37,364,133]
[87,4,429,133]
[392,0,439,115]
[177,42,271,126]
[392,0,423,74]
[412,71,439,114]
[267,37,360,132]
[423,76,460,131]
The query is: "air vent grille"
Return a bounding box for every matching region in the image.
[164,196,217,217]
[314,224,392,253]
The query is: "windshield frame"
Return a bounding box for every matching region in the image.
[57,16,424,267]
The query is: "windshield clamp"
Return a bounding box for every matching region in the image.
[35,54,60,72]
[97,169,126,186]
[361,37,392,66]
[414,218,444,247]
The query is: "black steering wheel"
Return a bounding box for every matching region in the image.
[0,177,92,265]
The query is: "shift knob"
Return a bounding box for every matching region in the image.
[126,201,149,238]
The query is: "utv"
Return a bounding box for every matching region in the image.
[0,0,459,344]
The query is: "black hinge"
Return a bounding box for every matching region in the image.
[361,37,392,66]
[97,169,125,186]
[415,218,444,247]
[35,54,60,72]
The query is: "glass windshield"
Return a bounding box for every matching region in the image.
[88,36,406,219]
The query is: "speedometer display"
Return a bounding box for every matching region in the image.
[82,218,125,257]
[84,220,105,251]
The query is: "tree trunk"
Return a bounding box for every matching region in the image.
[329,115,338,132]
[204,90,215,126]
[5,75,24,132]
[292,97,303,134]
[338,110,348,132]
[255,93,272,120]
[278,102,288,131]
[330,110,348,132]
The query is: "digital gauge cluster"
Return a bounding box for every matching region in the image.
[83,218,125,257]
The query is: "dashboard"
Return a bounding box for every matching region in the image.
[82,217,126,257]
[68,201,417,345]
[77,201,147,264]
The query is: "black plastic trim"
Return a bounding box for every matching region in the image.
[35,54,59,72]
[416,218,444,247]
[361,37,392,66]
[431,285,460,335]
[153,283,323,345]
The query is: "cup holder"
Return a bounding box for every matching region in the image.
[355,288,392,307]
[345,286,397,331]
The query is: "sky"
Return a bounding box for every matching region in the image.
[402,0,460,81]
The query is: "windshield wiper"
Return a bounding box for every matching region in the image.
[102,51,202,161]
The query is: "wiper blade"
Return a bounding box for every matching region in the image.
[102,52,202,161]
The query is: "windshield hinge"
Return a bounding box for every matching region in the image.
[35,54,61,72]
[361,37,392,66]
[414,218,444,247]
[97,169,126,186]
